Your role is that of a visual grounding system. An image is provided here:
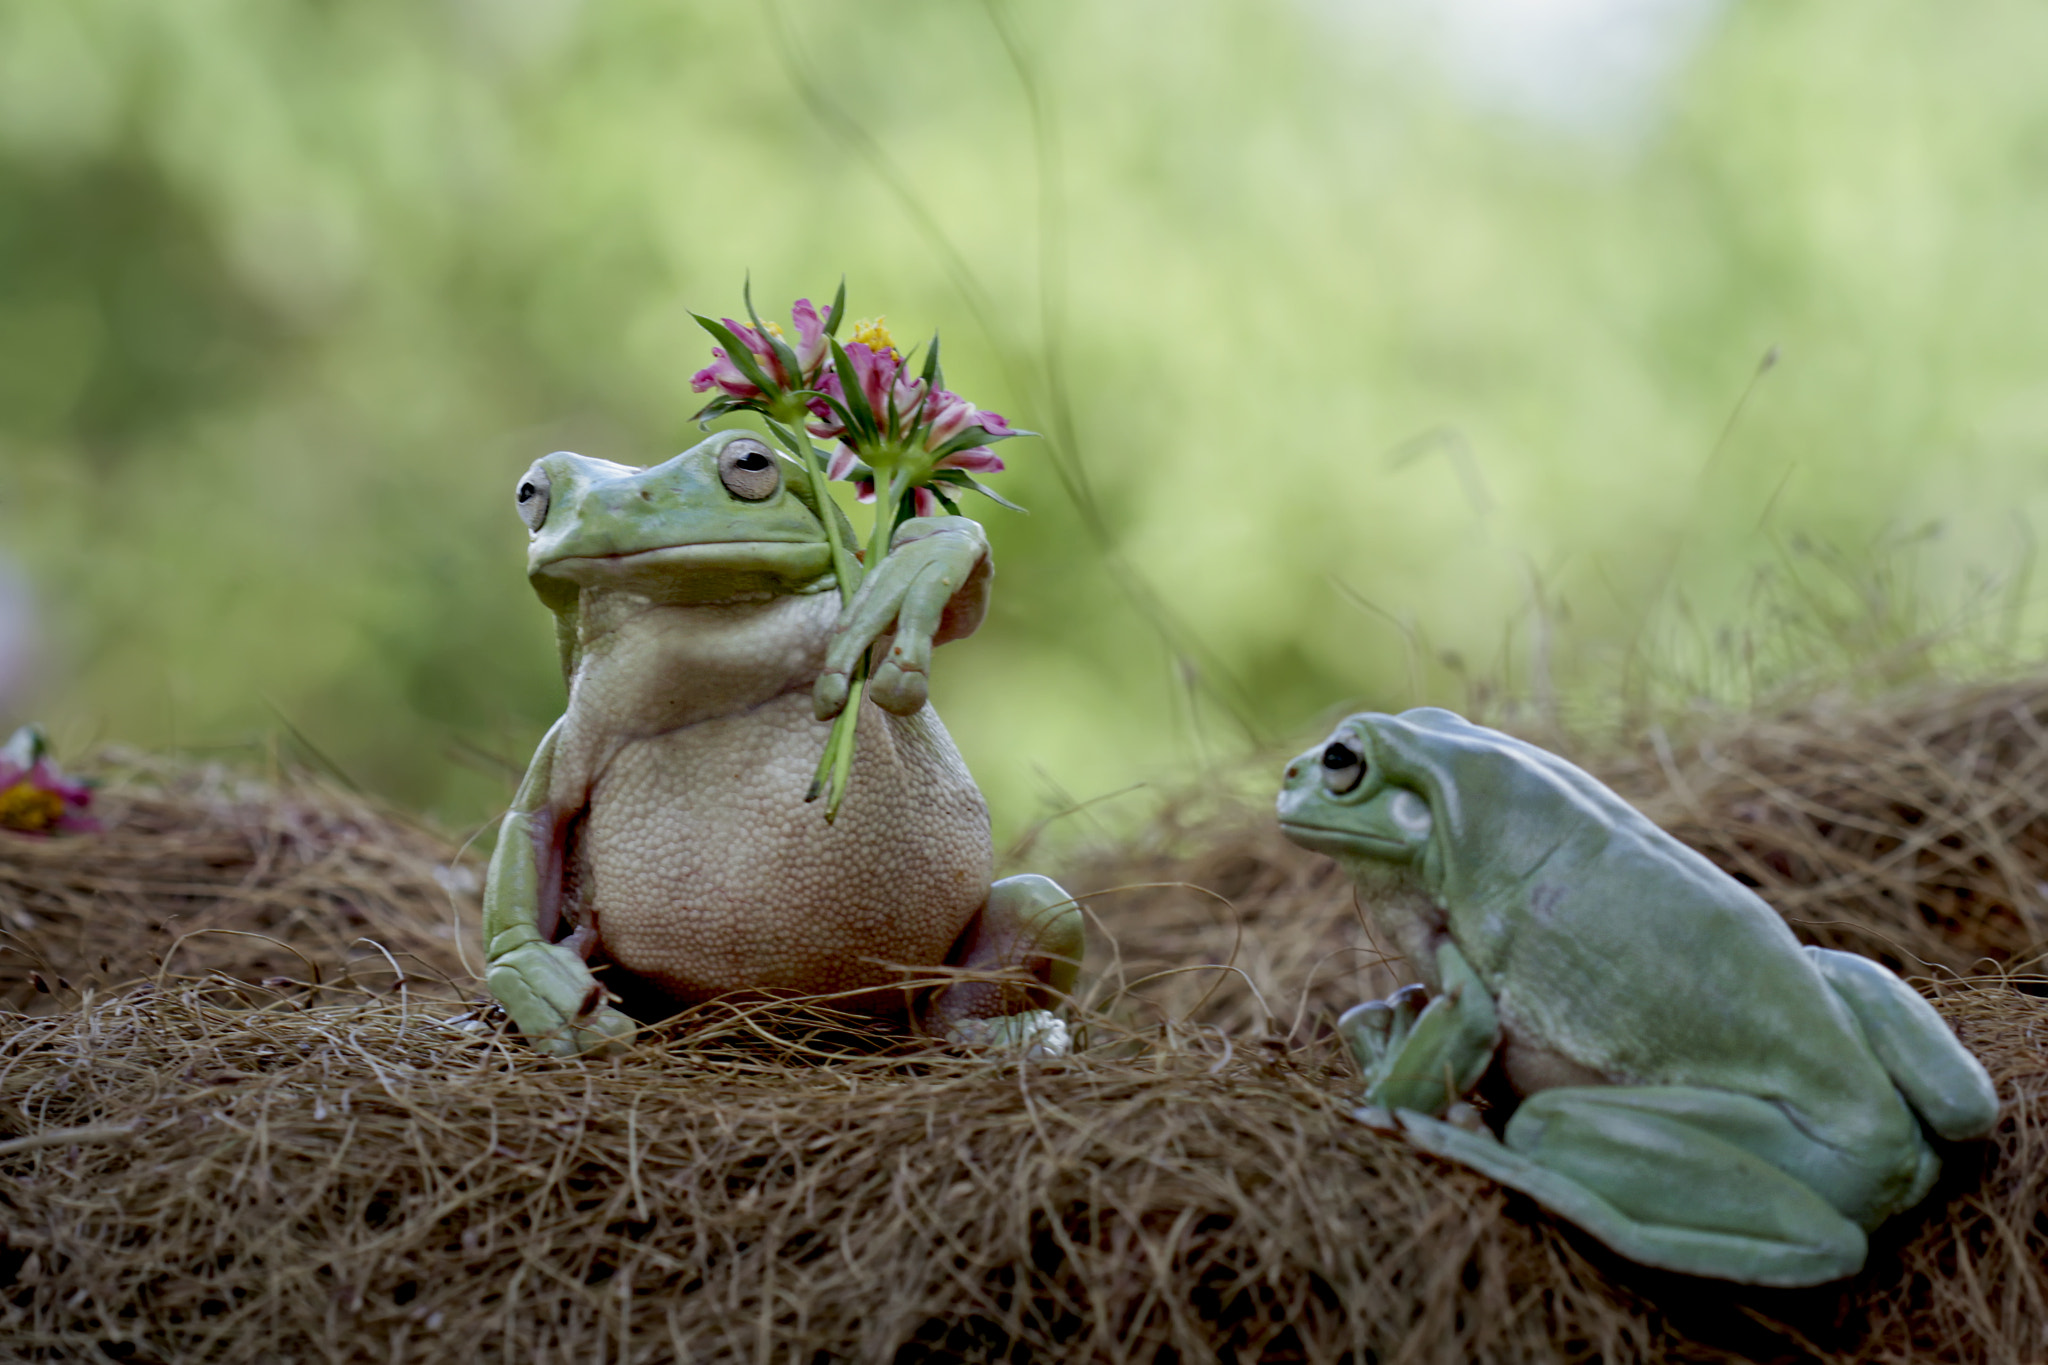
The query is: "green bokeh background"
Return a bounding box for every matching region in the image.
[3,0,2046,842]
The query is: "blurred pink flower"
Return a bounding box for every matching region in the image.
[0,754,95,835]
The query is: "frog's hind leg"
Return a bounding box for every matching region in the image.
[1803,947,2000,1142]
[926,873,1083,1057]
[1390,1087,1867,1287]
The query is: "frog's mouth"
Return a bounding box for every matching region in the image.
[533,541,835,603]
[1275,819,1413,860]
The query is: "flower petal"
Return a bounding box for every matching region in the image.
[936,446,1005,474]
[790,298,828,378]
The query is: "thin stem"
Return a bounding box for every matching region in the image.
[767,397,870,820]
[866,464,909,566]
[820,679,862,821]
[809,462,912,821]
[767,400,862,598]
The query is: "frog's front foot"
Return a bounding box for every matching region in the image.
[814,517,991,720]
[946,1009,1071,1058]
[485,928,638,1057]
[1338,983,1428,1090]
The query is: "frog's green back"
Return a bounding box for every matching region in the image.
[1358,709,1897,1116]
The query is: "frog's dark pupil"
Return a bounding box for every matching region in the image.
[518,483,535,502]
[736,451,770,469]
[1321,742,1359,771]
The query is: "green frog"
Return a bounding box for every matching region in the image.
[482,430,1082,1057]
[1277,706,1999,1286]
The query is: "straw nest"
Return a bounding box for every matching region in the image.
[2,686,2045,1364]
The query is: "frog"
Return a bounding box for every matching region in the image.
[481,429,1083,1058]
[1275,706,2000,1286]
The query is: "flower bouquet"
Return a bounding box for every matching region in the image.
[689,282,1025,818]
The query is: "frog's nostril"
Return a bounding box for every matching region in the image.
[638,489,652,502]
[1285,763,1299,779]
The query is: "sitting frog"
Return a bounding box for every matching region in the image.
[1276,707,1999,1286]
[482,430,1082,1057]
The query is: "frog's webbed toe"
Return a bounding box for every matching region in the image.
[486,936,638,1058]
[1338,983,1429,1072]
[946,1009,1071,1058]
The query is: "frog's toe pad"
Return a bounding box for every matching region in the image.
[1352,1104,1403,1134]
[1445,1100,1487,1133]
[947,1009,1070,1058]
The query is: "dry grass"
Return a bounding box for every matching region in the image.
[1,684,2045,1363]
[1611,678,2048,975]
[0,750,472,1015]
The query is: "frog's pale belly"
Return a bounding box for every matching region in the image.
[577,691,993,1003]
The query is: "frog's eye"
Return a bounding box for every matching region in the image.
[515,466,552,533]
[718,438,781,502]
[1320,740,1366,795]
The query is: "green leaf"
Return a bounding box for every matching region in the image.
[692,313,778,399]
[689,393,753,427]
[740,277,802,388]
[827,337,880,444]
[760,414,818,467]
[811,395,862,443]
[920,331,943,389]
[929,484,961,515]
[927,424,1016,460]
[824,278,847,338]
[931,467,1027,513]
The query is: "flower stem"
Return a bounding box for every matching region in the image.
[807,465,912,821]
[765,401,861,595]
[765,400,870,821]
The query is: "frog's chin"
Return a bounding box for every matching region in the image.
[1276,820,1412,861]
[533,541,834,603]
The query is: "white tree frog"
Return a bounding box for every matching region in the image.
[482,431,1082,1057]
[1277,707,1999,1286]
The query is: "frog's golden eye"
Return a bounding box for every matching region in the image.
[719,438,781,502]
[1321,740,1366,795]
[515,466,552,533]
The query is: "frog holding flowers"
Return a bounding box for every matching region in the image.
[482,297,1081,1057]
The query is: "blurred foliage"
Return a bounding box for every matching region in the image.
[2,0,2047,842]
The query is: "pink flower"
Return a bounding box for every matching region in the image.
[0,755,96,835]
[788,298,829,376]
[935,445,1005,475]
[689,300,832,402]
[824,442,860,482]
[781,309,1029,520]
[842,475,944,519]
[923,390,1012,450]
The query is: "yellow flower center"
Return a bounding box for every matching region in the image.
[0,781,63,832]
[850,317,896,352]
[763,321,785,338]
